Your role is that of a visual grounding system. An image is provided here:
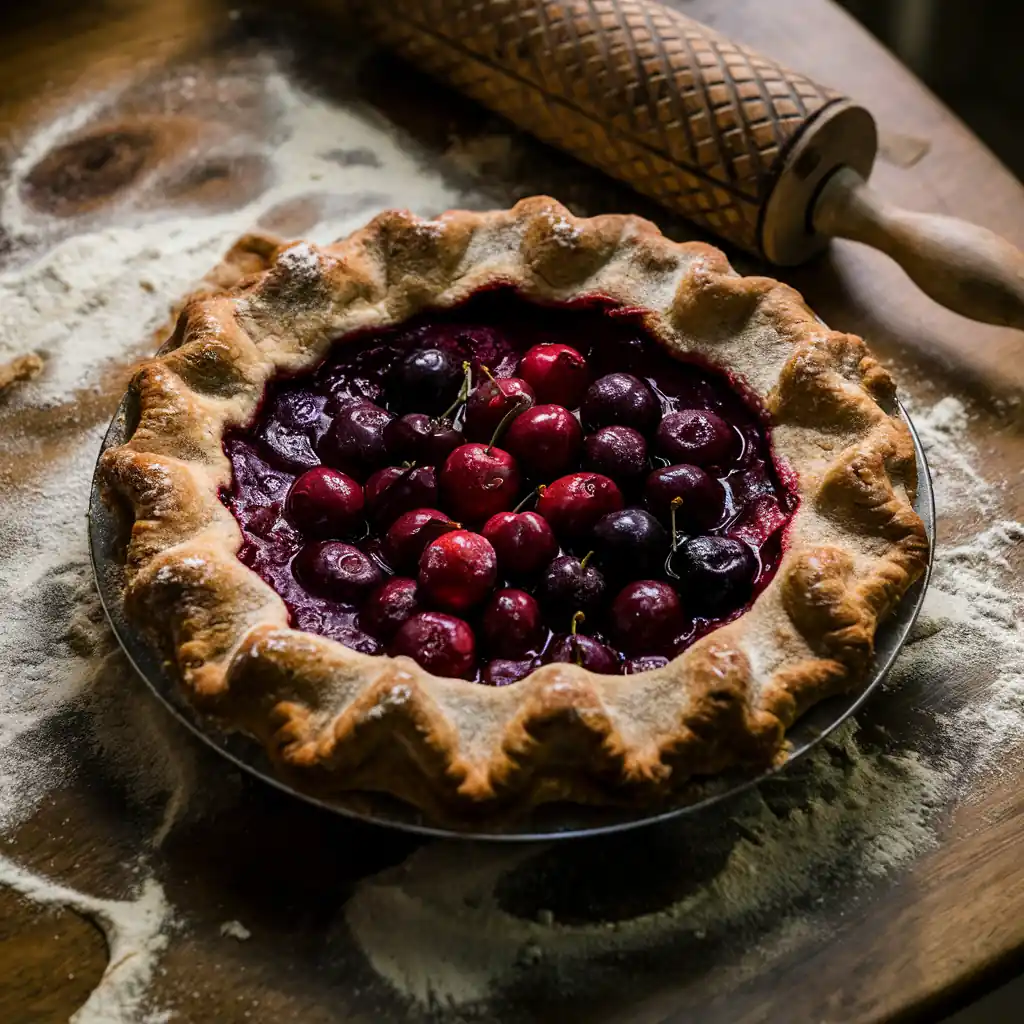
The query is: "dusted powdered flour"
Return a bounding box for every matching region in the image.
[0,54,1022,1022]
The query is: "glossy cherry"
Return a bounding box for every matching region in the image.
[482,658,536,686]
[364,465,438,526]
[481,507,558,580]
[464,376,535,440]
[655,409,737,466]
[547,632,619,674]
[583,425,648,483]
[285,467,364,538]
[504,404,583,478]
[392,347,462,414]
[518,343,589,407]
[644,464,726,532]
[418,530,498,612]
[535,472,624,539]
[293,541,383,602]
[538,553,605,618]
[392,611,476,678]
[384,508,460,570]
[670,536,757,613]
[384,413,464,466]
[361,577,421,639]
[481,588,544,658]
[592,508,668,578]
[581,373,660,434]
[611,581,683,654]
[318,400,394,480]
[440,443,521,523]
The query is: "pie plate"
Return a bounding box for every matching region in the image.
[88,371,934,842]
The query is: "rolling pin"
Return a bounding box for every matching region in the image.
[361,0,1024,330]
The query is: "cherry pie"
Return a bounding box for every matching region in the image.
[101,198,928,819]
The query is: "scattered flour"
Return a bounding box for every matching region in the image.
[219,919,252,941]
[0,50,1021,1023]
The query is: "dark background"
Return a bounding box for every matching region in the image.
[839,0,1024,177]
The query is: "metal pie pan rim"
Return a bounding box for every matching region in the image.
[88,390,935,842]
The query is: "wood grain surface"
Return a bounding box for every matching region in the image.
[1,1,1023,1023]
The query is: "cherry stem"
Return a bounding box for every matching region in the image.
[486,394,529,453]
[438,361,473,423]
[480,364,497,383]
[512,487,541,514]
[579,550,594,571]
[670,496,684,552]
[571,611,585,665]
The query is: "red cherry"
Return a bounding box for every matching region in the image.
[655,409,737,466]
[481,588,544,658]
[384,508,460,570]
[384,413,464,466]
[504,404,583,478]
[293,541,382,602]
[318,400,393,480]
[364,465,438,526]
[440,444,521,523]
[535,472,624,539]
[392,611,476,678]
[418,530,498,612]
[546,633,619,674]
[464,377,535,440]
[481,510,558,579]
[611,581,683,654]
[519,343,589,407]
[361,577,421,639]
[482,658,537,686]
[644,464,726,532]
[285,467,364,538]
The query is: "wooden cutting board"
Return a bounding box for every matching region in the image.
[1,2,1023,1023]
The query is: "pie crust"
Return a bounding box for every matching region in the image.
[100,197,929,819]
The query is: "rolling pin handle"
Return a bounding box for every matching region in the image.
[814,166,1024,331]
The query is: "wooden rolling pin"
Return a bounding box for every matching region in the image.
[362,0,1024,330]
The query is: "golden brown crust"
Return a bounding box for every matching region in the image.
[99,197,929,819]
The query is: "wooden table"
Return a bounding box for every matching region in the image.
[1,2,1023,1022]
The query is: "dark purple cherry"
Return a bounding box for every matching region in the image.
[418,530,498,612]
[581,373,659,434]
[538,553,605,619]
[318,400,393,480]
[285,467,364,538]
[592,508,669,577]
[271,389,324,429]
[483,658,536,686]
[611,581,683,654]
[519,343,589,407]
[624,655,669,674]
[385,508,461,571]
[384,413,464,466]
[535,472,624,539]
[504,404,583,478]
[361,577,421,639]
[293,541,382,602]
[481,508,558,580]
[546,633,619,674]
[392,612,476,678]
[256,419,320,472]
[655,409,737,466]
[392,347,462,414]
[670,536,757,614]
[481,589,544,658]
[645,464,726,532]
[364,465,438,526]
[464,376,535,440]
[440,443,521,523]
[584,425,647,483]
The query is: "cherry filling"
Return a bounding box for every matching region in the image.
[222,290,797,683]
